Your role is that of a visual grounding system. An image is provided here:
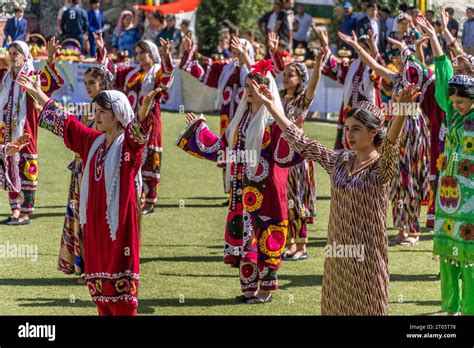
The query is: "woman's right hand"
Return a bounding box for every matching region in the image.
[93,32,105,54]
[338,30,358,49]
[5,133,29,156]
[15,74,37,94]
[267,32,279,54]
[313,26,329,48]
[186,112,199,125]
[182,33,193,52]
[416,16,436,38]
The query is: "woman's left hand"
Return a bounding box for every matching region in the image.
[393,83,421,104]
[5,133,29,156]
[160,38,171,57]
[47,37,61,65]
[250,79,273,106]
[140,87,162,118]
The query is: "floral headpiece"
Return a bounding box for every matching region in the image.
[250,59,275,76]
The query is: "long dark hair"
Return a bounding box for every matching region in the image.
[84,66,114,90]
[345,107,385,147]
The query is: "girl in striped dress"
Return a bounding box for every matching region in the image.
[251,67,420,314]
[338,31,430,246]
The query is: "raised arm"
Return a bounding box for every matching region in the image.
[386,83,421,145]
[440,7,463,57]
[338,31,394,83]
[304,47,326,103]
[416,16,443,58]
[230,34,253,70]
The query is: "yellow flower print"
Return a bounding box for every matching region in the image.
[442,219,454,237]
[435,153,444,173]
[242,186,263,212]
[463,136,474,155]
[153,152,161,170]
[0,122,5,144]
[23,159,38,182]
[178,138,187,149]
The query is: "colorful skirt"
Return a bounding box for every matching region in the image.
[390,113,430,234]
[57,157,84,275]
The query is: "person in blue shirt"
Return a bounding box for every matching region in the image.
[87,0,104,56]
[61,0,89,53]
[3,5,27,47]
[340,2,357,35]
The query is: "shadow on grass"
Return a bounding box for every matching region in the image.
[389,274,438,282]
[158,272,234,278]
[16,297,240,313]
[389,300,441,307]
[0,278,82,286]
[278,274,323,289]
[155,203,227,209]
[140,255,223,264]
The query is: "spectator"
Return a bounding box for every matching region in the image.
[341,2,358,36]
[462,7,474,55]
[61,0,89,53]
[3,4,27,47]
[356,3,380,46]
[57,0,72,35]
[219,19,239,36]
[272,2,291,50]
[357,1,369,19]
[390,3,409,34]
[112,10,141,57]
[216,36,231,58]
[257,6,274,36]
[156,14,182,57]
[180,19,192,37]
[87,0,105,56]
[386,12,420,54]
[293,4,313,52]
[446,7,459,39]
[142,10,164,43]
[378,5,392,54]
[409,6,422,25]
[425,10,435,25]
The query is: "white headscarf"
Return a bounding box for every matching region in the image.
[0,41,35,142]
[124,40,162,108]
[224,72,284,192]
[79,91,135,241]
[215,38,255,110]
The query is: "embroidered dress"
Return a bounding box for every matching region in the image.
[282,123,400,315]
[281,89,317,245]
[0,62,64,215]
[98,48,174,207]
[176,111,302,291]
[39,100,152,310]
[401,51,446,228]
[433,55,474,314]
[387,49,430,234]
[321,51,381,150]
[58,106,95,275]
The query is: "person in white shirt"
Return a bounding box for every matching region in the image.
[293,4,313,52]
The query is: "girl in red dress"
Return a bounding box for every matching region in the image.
[17,74,160,316]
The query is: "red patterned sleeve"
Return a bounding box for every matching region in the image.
[321,50,350,84]
[39,62,65,96]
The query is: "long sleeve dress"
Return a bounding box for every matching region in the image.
[0,61,64,215]
[38,100,153,309]
[98,49,174,207]
[176,111,303,292]
[401,49,446,229]
[282,123,400,315]
[433,55,474,314]
[58,106,95,275]
[384,49,430,235]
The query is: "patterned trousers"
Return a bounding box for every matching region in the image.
[141,146,161,206]
[8,154,38,215]
[239,261,278,292]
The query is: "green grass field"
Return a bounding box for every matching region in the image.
[0,112,442,315]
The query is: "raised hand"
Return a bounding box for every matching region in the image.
[415,35,429,49]
[93,32,105,54]
[315,46,328,66]
[416,16,436,37]
[393,83,421,104]
[230,34,245,56]
[186,112,199,125]
[338,30,358,48]
[440,7,449,31]
[182,33,193,52]
[160,38,171,56]
[313,26,329,48]
[5,133,29,156]
[15,74,37,94]
[47,37,61,65]
[250,79,273,106]
[267,31,279,53]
